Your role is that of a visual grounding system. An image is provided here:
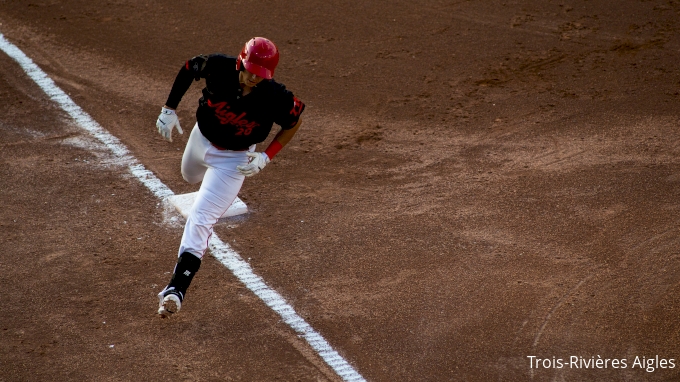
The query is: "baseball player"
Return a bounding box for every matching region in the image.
[155,37,305,317]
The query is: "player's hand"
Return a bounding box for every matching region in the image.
[156,107,183,142]
[237,152,270,177]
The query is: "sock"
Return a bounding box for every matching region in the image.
[167,252,201,300]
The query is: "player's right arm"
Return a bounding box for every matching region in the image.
[156,55,208,142]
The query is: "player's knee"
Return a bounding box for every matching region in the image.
[181,170,203,184]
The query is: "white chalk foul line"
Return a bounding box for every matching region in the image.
[0,33,366,382]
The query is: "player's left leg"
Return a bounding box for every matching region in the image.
[157,251,200,317]
[158,146,251,317]
[178,147,250,258]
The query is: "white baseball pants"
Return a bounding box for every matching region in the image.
[177,123,254,259]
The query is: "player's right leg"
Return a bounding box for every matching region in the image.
[180,123,210,184]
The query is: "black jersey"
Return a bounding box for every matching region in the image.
[165,53,305,150]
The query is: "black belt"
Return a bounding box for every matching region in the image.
[211,143,249,151]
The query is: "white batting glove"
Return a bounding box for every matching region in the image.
[156,107,183,142]
[237,152,270,177]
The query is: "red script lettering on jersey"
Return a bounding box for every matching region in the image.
[207,99,260,135]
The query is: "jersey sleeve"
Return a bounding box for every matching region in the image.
[164,55,208,109]
[272,88,305,130]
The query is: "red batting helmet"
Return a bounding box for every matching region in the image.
[236,37,279,79]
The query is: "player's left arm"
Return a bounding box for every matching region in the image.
[237,93,304,177]
[236,118,302,177]
[264,118,302,160]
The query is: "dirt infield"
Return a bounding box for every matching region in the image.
[1,1,679,381]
